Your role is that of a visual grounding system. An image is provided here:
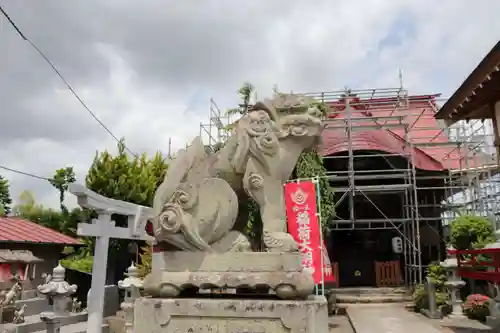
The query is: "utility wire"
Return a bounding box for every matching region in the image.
[0,165,52,181]
[0,5,139,158]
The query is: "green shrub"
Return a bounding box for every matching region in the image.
[427,262,447,288]
[412,284,449,312]
[412,262,449,312]
[61,255,93,273]
[450,215,495,250]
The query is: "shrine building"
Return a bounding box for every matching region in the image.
[0,217,81,289]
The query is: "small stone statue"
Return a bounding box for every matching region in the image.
[69,298,82,313]
[41,272,52,285]
[12,304,27,324]
[0,283,22,306]
[9,275,22,300]
[0,289,7,304]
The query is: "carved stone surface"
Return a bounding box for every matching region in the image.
[154,251,304,272]
[143,252,315,300]
[133,296,328,333]
[151,94,324,253]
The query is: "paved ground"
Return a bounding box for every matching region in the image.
[425,316,494,333]
[344,303,497,333]
[328,316,354,333]
[346,303,443,333]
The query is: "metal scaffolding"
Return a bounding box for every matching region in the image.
[202,87,499,287]
[302,87,498,286]
[199,98,232,152]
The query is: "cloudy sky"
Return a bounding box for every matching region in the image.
[1,0,499,210]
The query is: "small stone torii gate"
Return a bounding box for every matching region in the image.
[69,183,154,333]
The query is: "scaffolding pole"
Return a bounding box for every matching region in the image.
[202,87,499,288]
[301,87,499,287]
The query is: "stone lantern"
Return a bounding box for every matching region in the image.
[440,249,466,318]
[37,262,78,333]
[118,262,143,332]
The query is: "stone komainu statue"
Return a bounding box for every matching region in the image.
[151,94,324,253]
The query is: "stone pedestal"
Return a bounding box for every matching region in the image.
[40,312,63,333]
[134,296,328,333]
[143,252,314,300]
[0,305,16,323]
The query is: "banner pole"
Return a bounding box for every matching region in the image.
[314,176,325,296]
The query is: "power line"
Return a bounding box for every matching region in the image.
[0,5,139,158]
[0,165,52,181]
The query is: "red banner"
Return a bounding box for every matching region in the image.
[284,181,322,284]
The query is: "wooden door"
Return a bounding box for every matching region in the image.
[375,261,403,287]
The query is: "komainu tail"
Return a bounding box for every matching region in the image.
[153,136,207,217]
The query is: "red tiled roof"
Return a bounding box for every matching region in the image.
[0,217,81,245]
[321,94,493,171]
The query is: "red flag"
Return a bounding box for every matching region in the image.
[284,181,322,284]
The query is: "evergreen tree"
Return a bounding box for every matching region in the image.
[84,139,168,281]
[0,175,13,216]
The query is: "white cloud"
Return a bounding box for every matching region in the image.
[1,0,499,209]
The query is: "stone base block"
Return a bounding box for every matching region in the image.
[0,305,15,323]
[134,296,328,333]
[144,251,314,300]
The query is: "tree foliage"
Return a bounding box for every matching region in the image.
[49,167,76,213]
[137,242,153,278]
[450,214,495,250]
[82,139,169,278]
[226,82,255,117]
[0,175,12,216]
[10,180,91,273]
[293,152,335,235]
[61,255,94,273]
[12,191,84,237]
[86,139,168,207]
